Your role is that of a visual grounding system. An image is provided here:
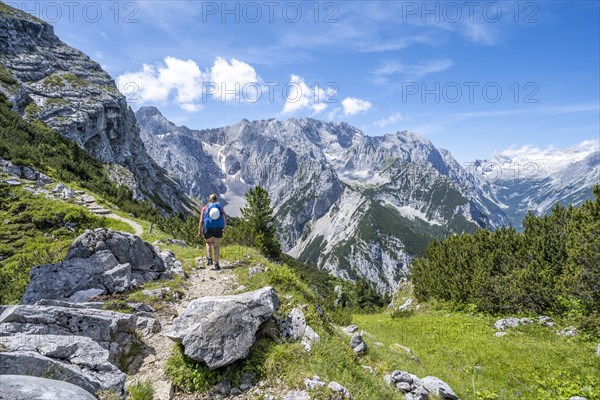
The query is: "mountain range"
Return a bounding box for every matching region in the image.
[1,2,598,292]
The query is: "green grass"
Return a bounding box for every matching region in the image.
[165,246,402,399]
[354,311,600,400]
[126,378,154,400]
[42,74,65,89]
[63,74,88,87]
[0,64,17,88]
[0,184,133,304]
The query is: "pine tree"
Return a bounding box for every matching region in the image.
[240,186,282,259]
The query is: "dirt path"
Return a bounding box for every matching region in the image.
[127,261,240,400]
[105,212,144,236]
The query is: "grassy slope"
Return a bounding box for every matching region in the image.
[354,311,599,400]
[0,184,133,304]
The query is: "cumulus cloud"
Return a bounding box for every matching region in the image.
[116,57,204,111]
[208,57,261,102]
[375,112,403,127]
[282,75,335,114]
[342,97,372,116]
[117,56,262,111]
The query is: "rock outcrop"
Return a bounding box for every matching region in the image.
[0,5,190,213]
[0,304,138,366]
[23,228,184,304]
[280,308,320,352]
[0,334,125,395]
[167,287,279,369]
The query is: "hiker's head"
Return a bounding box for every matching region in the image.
[208,194,218,203]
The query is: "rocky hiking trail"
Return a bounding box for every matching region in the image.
[127,263,239,400]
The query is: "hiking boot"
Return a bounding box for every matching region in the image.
[207,257,213,266]
[214,262,221,271]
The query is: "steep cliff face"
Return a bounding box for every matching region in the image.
[0,5,190,213]
[136,108,508,292]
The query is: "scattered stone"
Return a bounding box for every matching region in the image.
[422,376,459,400]
[396,381,411,392]
[280,308,320,352]
[166,287,278,369]
[284,390,311,400]
[569,397,588,400]
[596,344,600,357]
[557,327,577,337]
[520,317,533,324]
[304,376,326,390]
[374,342,384,347]
[23,229,184,304]
[136,316,161,336]
[328,381,352,399]
[342,324,358,334]
[0,375,97,400]
[350,333,367,354]
[249,266,265,276]
[3,179,21,186]
[494,317,521,331]
[537,315,554,327]
[495,332,508,337]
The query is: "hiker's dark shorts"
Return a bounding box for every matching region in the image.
[204,228,223,240]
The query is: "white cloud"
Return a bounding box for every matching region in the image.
[342,97,372,116]
[375,112,403,127]
[116,57,204,110]
[282,75,335,114]
[117,56,263,110]
[181,103,202,112]
[209,57,261,102]
[373,58,454,83]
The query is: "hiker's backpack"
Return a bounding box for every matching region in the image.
[203,202,224,229]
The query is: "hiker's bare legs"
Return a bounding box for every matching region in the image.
[213,238,220,263]
[206,238,213,260]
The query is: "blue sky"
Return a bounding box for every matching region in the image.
[14,0,600,162]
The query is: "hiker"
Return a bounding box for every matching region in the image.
[199,194,227,270]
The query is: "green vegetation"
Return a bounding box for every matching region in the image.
[0,185,132,304]
[63,73,88,87]
[411,186,600,335]
[126,379,154,400]
[234,185,282,259]
[0,64,17,87]
[43,74,65,89]
[46,98,69,106]
[355,311,600,399]
[166,245,404,399]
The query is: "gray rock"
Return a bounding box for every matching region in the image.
[398,298,414,311]
[249,266,265,276]
[350,333,367,354]
[284,390,311,400]
[384,374,394,385]
[495,332,508,337]
[22,229,184,304]
[0,304,137,365]
[557,327,577,337]
[304,376,325,390]
[302,325,320,352]
[66,288,106,302]
[328,381,352,399]
[166,287,278,369]
[391,371,419,385]
[569,397,588,400]
[0,334,125,395]
[596,344,600,357]
[405,383,430,400]
[136,316,161,336]
[343,324,358,334]
[520,317,533,324]
[281,308,307,341]
[396,381,411,392]
[537,315,554,327]
[493,317,521,331]
[421,376,459,400]
[0,375,97,400]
